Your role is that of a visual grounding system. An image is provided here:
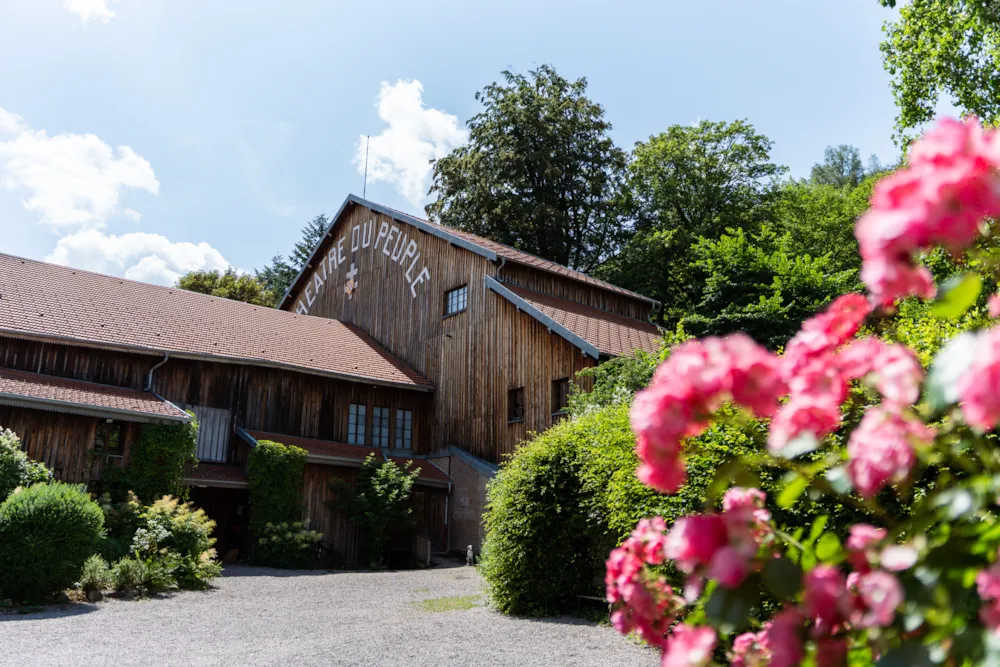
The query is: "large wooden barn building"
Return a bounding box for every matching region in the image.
[0,195,660,562]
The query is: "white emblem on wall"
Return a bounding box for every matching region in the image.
[295,218,432,314]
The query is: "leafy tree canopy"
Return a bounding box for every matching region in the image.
[596,119,786,323]
[809,144,885,189]
[176,268,276,307]
[879,0,1000,137]
[426,64,629,272]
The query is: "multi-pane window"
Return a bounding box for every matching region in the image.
[95,420,124,456]
[552,378,570,422]
[348,403,367,445]
[372,406,390,447]
[395,409,413,450]
[508,387,525,423]
[444,285,468,316]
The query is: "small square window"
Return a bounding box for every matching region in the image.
[444,285,468,316]
[95,420,124,456]
[507,387,525,423]
[348,403,367,445]
[395,409,413,450]
[552,378,570,420]
[372,407,389,447]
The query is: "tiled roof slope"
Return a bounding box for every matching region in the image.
[441,225,654,304]
[506,284,662,357]
[0,254,432,390]
[0,368,190,422]
[244,430,450,485]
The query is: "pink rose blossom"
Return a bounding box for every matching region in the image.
[663,515,729,573]
[846,524,887,572]
[990,294,1000,318]
[880,544,918,572]
[958,327,1000,431]
[846,408,932,498]
[977,557,1000,632]
[707,546,750,588]
[838,338,923,411]
[722,487,767,512]
[849,570,904,628]
[803,565,850,636]
[783,294,872,381]
[768,396,842,455]
[729,630,770,667]
[815,637,849,667]
[661,624,716,667]
[764,609,805,667]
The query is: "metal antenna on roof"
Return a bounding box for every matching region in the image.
[363,134,370,199]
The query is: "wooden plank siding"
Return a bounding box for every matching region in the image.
[284,202,603,462]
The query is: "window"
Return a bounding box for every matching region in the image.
[395,409,413,450]
[552,378,570,422]
[184,404,231,463]
[95,420,124,456]
[348,403,367,445]
[372,406,390,447]
[507,387,525,423]
[444,285,468,316]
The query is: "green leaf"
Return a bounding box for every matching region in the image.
[877,640,933,667]
[704,576,761,634]
[930,273,982,319]
[807,515,829,543]
[815,533,842,561]
[761,557,802,600]
[777,474,808,509]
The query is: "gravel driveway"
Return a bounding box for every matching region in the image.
[0,562,658,666]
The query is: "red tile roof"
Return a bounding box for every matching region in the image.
[0,254,432,391]
[243,430,450,485]
[0,368,190,422]
[183,463,248,486]
[506,284,662,357]
[246,431,382,463]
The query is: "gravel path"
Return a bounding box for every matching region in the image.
[0,562,658,666]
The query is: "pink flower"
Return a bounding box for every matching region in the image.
[631,335,784,492]
[838,338,923,411]
[815,637,848,667]
[663,515,729,573]
[783,294,872,381]
[707,546,750,588]
[768,395,842,455]
[763,609,805,667]
[958,327,1000,431]
[722,487,767,512]
[977,557,1000,632]
[803,565,850,636]
[846,524,887,572]
[660,625,716,667]
[849,570,904,628]
[990,294,1000,319]
[846,408,932,498]
[729,630,770,667]
[880,545,918,572]
[856,117,1000,306]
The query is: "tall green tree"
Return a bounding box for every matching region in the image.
[597,119,786,323]
[809,144,882,189]
[426,65,629,272]
[176,268,276,307]
[255,214,330,300]
[879,0,1000,137]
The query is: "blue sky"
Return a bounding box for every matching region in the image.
[0,0,902,285]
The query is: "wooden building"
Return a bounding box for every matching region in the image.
[0,194,660,559]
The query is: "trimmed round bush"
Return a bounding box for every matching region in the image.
[0,483,104,603]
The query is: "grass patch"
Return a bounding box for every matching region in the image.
[411,595,480,612]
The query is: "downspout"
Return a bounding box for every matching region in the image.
[144,352,170,392]
[444,479,452,554]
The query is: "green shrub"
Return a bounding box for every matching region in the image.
[329,454,419,568]
[137,496,222,589]
[480,418,592,616]
[97,491,145,562]
[110,557,147,596]
[78,555,113,594]
[254,522,323,569]
[248,440,307,537]
[109,418,198,503]
[0,428,52,502]
[0,483,104,603]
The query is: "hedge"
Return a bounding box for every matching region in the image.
[105,417,198,503]
[247,440,308,536]
[0,428,52,503]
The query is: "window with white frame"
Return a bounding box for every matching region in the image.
[444,285,468,316]
[372,406,389,447]
[348,403,367,445]
[395,409,413,450]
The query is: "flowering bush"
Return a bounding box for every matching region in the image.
[254,522,323,569]
[608,117,1000,665]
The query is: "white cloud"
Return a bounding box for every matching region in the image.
[46,229,231,286]
[122,208,142,222]
[357,79,468,207]
[0,107,159,229]
[64,0,120,23]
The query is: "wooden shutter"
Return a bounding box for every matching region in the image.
[185,405,231,463]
